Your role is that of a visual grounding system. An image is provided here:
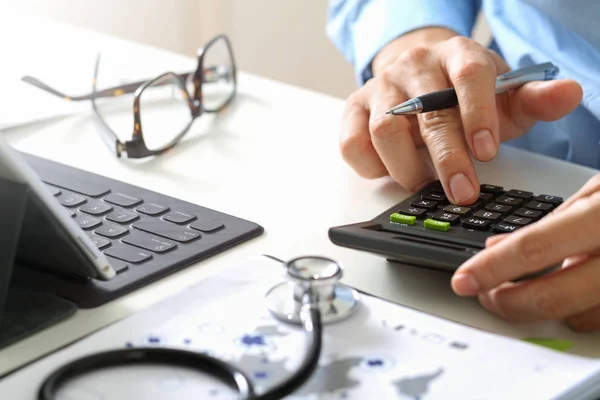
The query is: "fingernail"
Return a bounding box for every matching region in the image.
[451,272,480,295]
[449,172,475,203]
[473,129,496,160]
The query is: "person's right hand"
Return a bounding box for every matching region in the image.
[339,28,583,204]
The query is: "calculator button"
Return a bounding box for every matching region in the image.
[424,218,451,232]
[410,199,438,210]
[422,192,446,203]
[506,189,533,199]
[464,200,483,210]
[473,210,501,220]
[484,203,512,214]
[504,215,532,226]
[390,213,417,225]
[461,217,491,230]
[495,195,523,206]
[397,205,427,218]
[492,222,520,233]
[535,194,563,205]
[443,205,471,215]
[430,211,460,225]
[514,208,543,220]
[478,192,494,203]
[428,181,445,194]
[525,201,553,211]
[480,184,503,194]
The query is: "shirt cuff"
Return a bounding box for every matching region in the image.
[353,0,480,85]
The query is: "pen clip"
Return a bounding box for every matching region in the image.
[497,62,559,81]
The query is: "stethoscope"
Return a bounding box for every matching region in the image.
[38,255,361,400]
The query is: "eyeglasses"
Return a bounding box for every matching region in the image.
[21,34,237,159]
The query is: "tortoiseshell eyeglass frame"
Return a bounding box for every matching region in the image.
[20,34,237,159]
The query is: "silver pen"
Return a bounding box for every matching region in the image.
[385,62,560,115]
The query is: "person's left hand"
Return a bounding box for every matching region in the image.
[450,173,600,332]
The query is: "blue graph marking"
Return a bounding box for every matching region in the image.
[125,341,134,348]
[209,389,220,397]
[359,355,395,372]
[367,359,384,367]
[147,335,161,344]
[183,338,192,345]
[254,371,268,379]
[241,334,266,346]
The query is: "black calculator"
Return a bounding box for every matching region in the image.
[328,180,563,272]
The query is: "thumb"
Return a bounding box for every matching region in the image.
[499,79,583,141]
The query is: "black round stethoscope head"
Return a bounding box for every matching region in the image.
[38,347,257,400]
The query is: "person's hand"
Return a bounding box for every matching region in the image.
[340,28,583,204]
[451,173,600,332]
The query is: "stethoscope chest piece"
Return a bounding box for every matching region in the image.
[265,255,360,325]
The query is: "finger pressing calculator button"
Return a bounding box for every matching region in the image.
[410,199,438,210]
[430,211,460,225]
[424,218,451,232]
[480,184,503,194]
[514,208,543,220]
[390,213,416,225]
[397,205,427,218]
[473,210,501,220]
[461,217,490,230]
[525,201,553,211]
[535,194,563,204]
[484,203,512,214]
[504,215,532,226]
[495,195,523,206]
[492,222,520,233]
[506,189,533,199]
[443,205,471,215]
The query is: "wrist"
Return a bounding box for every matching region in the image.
[372,27,459,76]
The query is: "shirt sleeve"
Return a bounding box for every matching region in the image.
[326,0,482,85]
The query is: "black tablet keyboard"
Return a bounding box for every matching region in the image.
[329,180,563,272]
[15,153,264,308]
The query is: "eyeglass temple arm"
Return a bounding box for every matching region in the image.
[21,66,229,102]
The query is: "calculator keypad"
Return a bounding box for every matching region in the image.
[387,181,562,238]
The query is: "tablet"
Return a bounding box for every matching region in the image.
[0,134,116,281]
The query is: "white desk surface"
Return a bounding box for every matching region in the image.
[1,11,600,383]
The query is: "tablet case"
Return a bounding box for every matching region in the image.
[0,178,76,351]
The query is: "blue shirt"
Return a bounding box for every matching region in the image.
[326,0,600,170]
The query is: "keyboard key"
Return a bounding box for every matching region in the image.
[75,215,102,230]
[506,189,533,199]
[104,244,152,264]
[122,231,177,254]
[480,184,503,194]
[430,211,460,225]
[80,203,113,215]
[103,192,143,207]
[95,224,128,238]
[390,213,416,225]
[59,193,86,207]
[42,176,110,197]
[424,218,450,232]
[422,192,446,203]
[484,203,512,214]
[443,205,471,215]
[107,257,128,274]
[133,220,201,242]
[136,203,170,216]
[504,215,532,226]
[492,222,520,233]
[514,208,543,220]
[478,192,494,203]
[461,217,490,230]
[495,195,523,206]
[47,186,61,196]
[66,209,76,218]
[89,236,111,250]
[525,201,553,211]
[190,220,225,233]
[535,194,563,205]
[473,210,501,220]
[396,205,427,218]
[163,211,196,224]
[410,199,438,210]
[106,210,139,224]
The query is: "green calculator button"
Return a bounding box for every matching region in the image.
[390,213,416,225]
[424,218,450,231]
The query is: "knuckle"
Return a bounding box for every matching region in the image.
[397,46,430,66]
[447,35,474,50]
[515,235,551,265]
[450,58,491,83]
[369,117,395,141]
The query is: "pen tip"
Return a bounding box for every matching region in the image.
[384,110,392,115]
